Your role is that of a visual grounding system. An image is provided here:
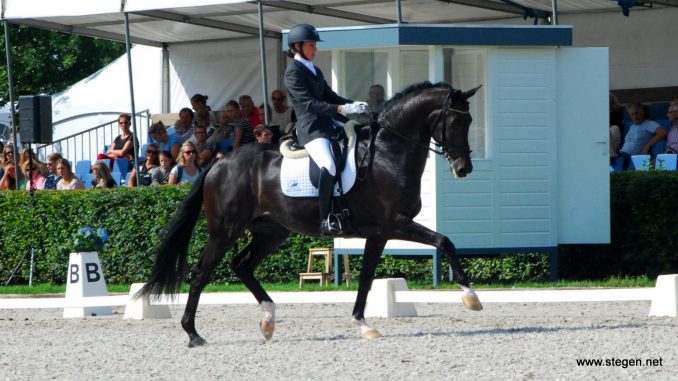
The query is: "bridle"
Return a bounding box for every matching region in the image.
[380,88,471,161]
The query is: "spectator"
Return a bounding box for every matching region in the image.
[22,160,46,190]
[190,93,217,127]
[619,102,666,169]
[254,124,274,144]
[259,103,271,124]
[193,125,214,166]
[609,93,624,163]
[19,147,47,176]
[150,151,174,186]
[44,153,63,190]
[270,89,293,132]
[0,144,20,190]
[128,142,160,187]
[239,95,263,131]
[148,121,181,160]
[207,109,233,147]
[91,162,117,189]
[171,108,195,143]
[56,159,85,190]
[169,141,202,185]
[665,101,678,153]
[98,113,138,165]
[222,100,255,150]
[190,110,216,143]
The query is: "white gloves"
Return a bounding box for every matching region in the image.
[342,101,368,114]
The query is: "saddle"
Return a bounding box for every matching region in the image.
[280,120,359,188]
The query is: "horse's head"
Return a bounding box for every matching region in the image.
[428,85,481,178]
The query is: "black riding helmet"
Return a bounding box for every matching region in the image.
[287,24,322,49]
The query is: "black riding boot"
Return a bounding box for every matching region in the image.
[318,168,343,237]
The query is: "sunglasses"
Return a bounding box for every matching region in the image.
[183,150,196,154]
[3,151,13,155]
[119,121,131,125]
[272,97,284,101]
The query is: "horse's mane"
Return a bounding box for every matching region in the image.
[379,81,454,121]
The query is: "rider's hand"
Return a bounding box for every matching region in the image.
[342,102,368,114]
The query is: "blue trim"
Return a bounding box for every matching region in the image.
[283,24,572,49]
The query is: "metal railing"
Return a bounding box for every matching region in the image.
[36,110,152,164]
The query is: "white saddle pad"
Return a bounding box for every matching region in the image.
[280,140,357,197]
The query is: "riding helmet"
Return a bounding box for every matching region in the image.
[287,24,322,48]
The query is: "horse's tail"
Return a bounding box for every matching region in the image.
[136,162,215,301]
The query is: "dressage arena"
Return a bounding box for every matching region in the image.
[1,289,676,380]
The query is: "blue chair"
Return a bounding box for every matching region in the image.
[655,154,677,170]
[110,171,124,186]
[219,138,233,154]
[650,102,669,120]
[113,158,130,173]
[81,173,94,189]
[651,139,667,157]
[630,155,651,171]
[75,160,91,177]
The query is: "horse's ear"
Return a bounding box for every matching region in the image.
[462,85,482,100]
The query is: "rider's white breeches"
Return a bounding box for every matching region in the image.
[305,138,336,176]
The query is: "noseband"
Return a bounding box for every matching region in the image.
[380,89,471,161]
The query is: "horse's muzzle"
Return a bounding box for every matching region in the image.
[450,157,473,178]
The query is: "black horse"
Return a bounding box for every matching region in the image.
[138,81,483,347]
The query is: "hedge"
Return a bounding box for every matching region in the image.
[2,170,673,286]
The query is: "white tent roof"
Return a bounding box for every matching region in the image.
[4,0,676,46]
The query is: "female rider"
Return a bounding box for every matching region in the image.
[284,23,367,236]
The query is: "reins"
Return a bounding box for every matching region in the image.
[379,89,471,159]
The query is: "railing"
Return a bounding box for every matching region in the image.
[36,110,152,164]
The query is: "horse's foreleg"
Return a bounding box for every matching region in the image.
[391,219,483,311]
[231,222,290,341]
[351,237,387,339]
[182,235,231,348]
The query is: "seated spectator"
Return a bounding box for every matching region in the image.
[22,160,46,191]
[128,143,160,187]
[223,100,255,150]
[665,101,678,153]
[150,151,174,186]
[254,124,274,144]
[193,125,214,166]
[619,102,666,169]
[190,93,218,127]
[259,103,271,124]
[91,162,117,189]
[148,121,181,160]
[207,109,233,147]
[56,159,85,190]
[270,89,293,132]
[190,110,216,143]
[170,108,195,143]
[0,144,20,190]
[19,147,47,176]
[169,141,202,185]
[609,93,624,163]
[239,95,263,131]
[97,113,138,166]
[44,153,63,190]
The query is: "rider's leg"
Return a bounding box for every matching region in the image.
[304,138,342,236]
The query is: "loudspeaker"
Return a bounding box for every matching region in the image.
[19,95,52,144]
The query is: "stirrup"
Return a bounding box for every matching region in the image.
[320,214,344,236]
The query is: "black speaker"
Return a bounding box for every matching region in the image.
[19,95,52,144]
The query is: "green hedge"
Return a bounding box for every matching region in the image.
[559,171,678,279]
[2,171,672,286]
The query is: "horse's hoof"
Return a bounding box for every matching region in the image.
[260,320,274,341]
[462,294,483,311]
[361,328,382,340]
[188,336,207,348]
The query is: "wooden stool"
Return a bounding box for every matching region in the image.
[299,248,333,288]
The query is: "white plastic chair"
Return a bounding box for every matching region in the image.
[654,154,677,170]
[630,155,651,171]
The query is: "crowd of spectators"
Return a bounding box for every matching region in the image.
[0,89,297,191]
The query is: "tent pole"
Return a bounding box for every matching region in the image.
[257,0,270,125]
[123,12,141,186]
[396,0,403,24]
[3,20,20,190]
[551,0,559,25]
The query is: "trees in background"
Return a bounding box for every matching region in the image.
[0,25,126,107]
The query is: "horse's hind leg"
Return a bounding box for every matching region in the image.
[181,234,233,347]
[391,218,483,311]
[231,219,290,341]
